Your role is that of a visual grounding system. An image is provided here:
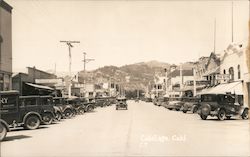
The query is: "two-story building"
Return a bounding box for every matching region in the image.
[0,0,12,91]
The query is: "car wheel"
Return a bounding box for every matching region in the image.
[217,109,226,121]
[176,109,180,111]
[182,110,187,113]
[0,124,7,141]
[168,108,172,110]
[78,107,85,115]
[42,113,53,125]
[200,114,207,120]
[64,109,72,118]
[241,109,249,120]
[88,106,94,112]
[24,115,40,130]
[192,106,198,113]
[55,112,62,121]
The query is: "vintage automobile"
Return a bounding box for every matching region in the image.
[19,95,56,125]
[116,97,128,110]
[79,97,95,112]
[66,97,85,115]
[0,91,43,134]
[53,97,75,119]
[144,97,152,102]
[198,94,249,120]
[107,97,116,106]
[95,96,110,107]
[39,96,62,121]
[166,97,184,111]
[161,96,170,108]
[181,97,200,113]
[155,96,165,106]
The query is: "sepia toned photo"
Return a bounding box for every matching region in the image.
[0,0,250,156]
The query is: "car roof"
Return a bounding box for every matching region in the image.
[0,90,19,95]
[19,95,40,98]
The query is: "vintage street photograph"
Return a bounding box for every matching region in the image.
[0,0,250,156]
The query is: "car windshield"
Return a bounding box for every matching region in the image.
[169,97,181,101]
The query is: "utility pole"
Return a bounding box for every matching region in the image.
[214,18,216,53]
[82,52,95,72]
[232,1,234,43]
[60,40,80,98]
[193,68,197,97]
[180,63,183,97]
[164,68,168,96]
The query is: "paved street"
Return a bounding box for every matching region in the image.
[1,101,250,157]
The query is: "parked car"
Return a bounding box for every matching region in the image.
[79,97,95,112]
[144,97,152,102]
[166,97,184,111]
[116,97,128,110]
[53,97,75,119]
[66,97,85,115]
[0,91,43,137]
[155,96,165,106]
[19,95,56,125]
[161,96,170,108]
[198,94,249,120]
[95,96,109,107]
[181,97,200,113]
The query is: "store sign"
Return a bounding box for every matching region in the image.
[216,74,230,80]
[35,79,63,84]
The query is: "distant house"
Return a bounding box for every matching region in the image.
[12,67,57,95]
[166,67,194,97]
[202,52,221,86]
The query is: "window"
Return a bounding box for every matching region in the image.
[223,69,226,74]
[237,65,241,79]
[229,67,234,81]
[23,98,37,106]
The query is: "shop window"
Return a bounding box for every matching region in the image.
[237,65,241,79]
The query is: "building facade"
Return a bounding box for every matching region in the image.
[0,0,12,91]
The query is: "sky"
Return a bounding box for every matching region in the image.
[5,0,250,73]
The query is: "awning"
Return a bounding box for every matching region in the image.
[26,83,54,91]
[199,81,243,95]
[181,85,206,92]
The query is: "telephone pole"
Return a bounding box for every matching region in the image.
[82,52,95,72]
[60,40,80,98]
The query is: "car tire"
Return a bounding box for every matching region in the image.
[217,109,226,121]
[55,112,62,121]
[87,106,94,112]
[24,115,40,130]
[64,109,72,118]
[176,109,180,111]
[241,109,249,120]
[42,113,53,125]
[78,107,85,115]
[182,110,187,113]
[200,114,207,120]
[168,108,172,110]
[192,106,198,113]
[0,124,7,141]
